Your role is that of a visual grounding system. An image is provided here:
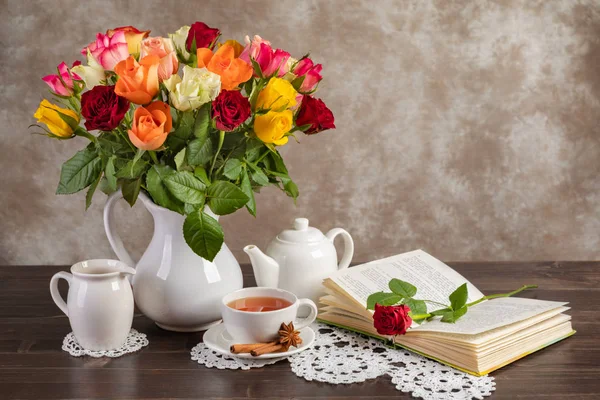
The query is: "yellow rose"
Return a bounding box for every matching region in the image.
[33,99,80,138]
[256,77,297,111]
[254,110,293,146]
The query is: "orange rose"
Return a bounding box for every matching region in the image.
[107,26,151,54]
[197,43,252,90]
[128,101,172,150]
[114,55,160,105]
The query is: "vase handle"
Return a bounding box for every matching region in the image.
[103,189,136,268]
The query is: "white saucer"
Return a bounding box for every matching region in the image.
[202,323,315,359]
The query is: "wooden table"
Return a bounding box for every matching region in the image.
[0,262,598,399]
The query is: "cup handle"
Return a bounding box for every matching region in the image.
[50,271,73,316]
[295,298,318,330]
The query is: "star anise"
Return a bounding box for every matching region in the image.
[278,321,302,351]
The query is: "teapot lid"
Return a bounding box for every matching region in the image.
[277,218,325,243]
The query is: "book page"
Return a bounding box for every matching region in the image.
[329,249,484,311]
[412,297,568,334]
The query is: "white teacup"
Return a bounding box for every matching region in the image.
[221,287,318,343]
[49,259,136,351]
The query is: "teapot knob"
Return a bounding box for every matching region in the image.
[294,218,309,231]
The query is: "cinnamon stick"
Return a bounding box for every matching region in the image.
[230,341,277,354]
[251,343,284,356]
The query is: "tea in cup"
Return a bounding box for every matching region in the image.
[221,287,317,343]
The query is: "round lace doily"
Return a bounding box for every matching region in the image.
[62,329,149,358]
[191,323,495,400]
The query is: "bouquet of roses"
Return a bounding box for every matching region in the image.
[32,22,335,261]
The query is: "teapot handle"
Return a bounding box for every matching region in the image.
[103,189,136,268]
[325,228,354,270]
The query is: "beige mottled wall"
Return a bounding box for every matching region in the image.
[0,0,598,265]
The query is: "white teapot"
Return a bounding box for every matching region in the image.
[244,218,354,306]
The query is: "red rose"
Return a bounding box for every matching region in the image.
[373,304,412,336]
[212,90,251,132]
[295,95,335,135]
[186,22,220,51]
[81,85,130,131]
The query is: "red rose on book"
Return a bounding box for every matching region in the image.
[81,85,130,131]
[373,304,412,336]
[296,95,335,135]
[186,22,220,51]
[212,90,251,132]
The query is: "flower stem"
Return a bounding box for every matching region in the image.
[210,130,225,180]
[409,285,538,322]
[466,285,538,308]
[148,151,159,164]
[255,149,270,164]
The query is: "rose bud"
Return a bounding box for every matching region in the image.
[212,90,251,131]
[295,95,335,134]
[373,304,412,336]
[186,21,220,51]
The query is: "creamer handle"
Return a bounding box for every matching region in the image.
[325,228,354,270]
[103,189,136,268]
[49,271,72,316]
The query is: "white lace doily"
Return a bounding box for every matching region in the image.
[191,323,495,400]
[62,329,149,358]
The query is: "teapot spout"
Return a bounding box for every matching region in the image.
[243,245,279,288]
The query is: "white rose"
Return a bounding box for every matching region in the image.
[164,66,221,112]
[71,49,106,89]
[169,25,191,62]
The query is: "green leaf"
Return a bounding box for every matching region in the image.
[85,173,102,210]
[430,308,451,316]
[283,179,298,200]
[146,164,184,213]
[389,279,417,298]
[207,181,249,215]
[245,139,264,162]
[187,136,213,166]
[270,152,288,174]
[449,283,469,311]
[166,110,194,153]
[247,163,269,186]
[440,306,468,323]
[194,103,211,139]
[366,292,403,310]
[223,159,243,180]
[194,166,211,185]
[56,149,103,194]
[405,298,427,316]
[122,178,142,207]
[240,170,256,217]
[115,159,148,179]
[105,156,117,191]
[183,210,224,261]
[174,148,187,171]
[183,202,202,215]
[164,171,206,204]
[250,58,264,79]
[98,177,116,195]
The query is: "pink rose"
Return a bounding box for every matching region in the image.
[293,57,323,92]
[239,35,271,63]
[140,37,178,81]
[82,31,129,71]
[241,37,290,78]
[42,61,82,96]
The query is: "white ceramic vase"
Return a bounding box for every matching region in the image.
[103,190,243,332]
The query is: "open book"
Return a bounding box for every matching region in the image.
[318,250,575,376]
